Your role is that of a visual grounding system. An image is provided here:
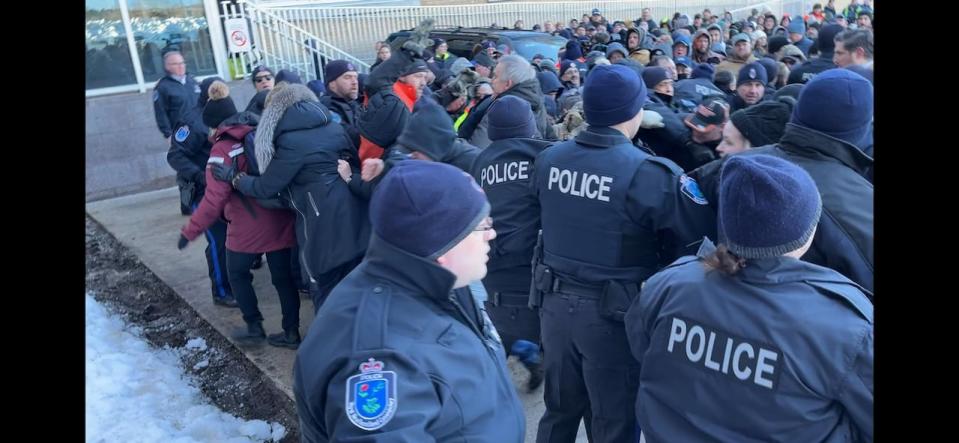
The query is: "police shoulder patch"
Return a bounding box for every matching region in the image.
[152,90,160,102]
[174,125,190,143]
[680,174,708,205]
[345,358,397,431]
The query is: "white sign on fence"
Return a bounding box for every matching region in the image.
[225,18,251,53]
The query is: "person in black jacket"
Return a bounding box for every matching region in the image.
[293,160,524,442]
[470,95,552,392]
[689,69,873,292]
[787,24,843,84]
[320,60,361,150]
[212,83,371,329]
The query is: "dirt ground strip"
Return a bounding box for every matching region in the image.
[85,215,300,442]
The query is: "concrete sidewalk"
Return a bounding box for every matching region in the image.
[86,186,594,442]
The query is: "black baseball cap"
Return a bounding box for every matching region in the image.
[685,98,730,132]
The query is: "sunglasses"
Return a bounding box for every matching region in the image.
[255,75,273,82]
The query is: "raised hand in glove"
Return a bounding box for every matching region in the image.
[211,162,238,183]
[401,18,435,59]
[177,234,189,250]
[640,109,665,129]
[401,40,427,59]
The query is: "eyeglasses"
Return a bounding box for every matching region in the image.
[255,75,273,82]
[474,217,494,232]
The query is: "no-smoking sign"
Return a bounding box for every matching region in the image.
[225,18,251,53]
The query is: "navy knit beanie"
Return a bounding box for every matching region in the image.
[738,62,768,86]
[559,60,577,77]
[274,69,302,85]
[791,68,873,146]
[756,58,779,84]
[767,35,790,55]
[564,40,583,60]
[488,95,537,141]
[370,160,490,259]
[395,98,457,161]
[642,66,670,89]
[691,63,715,80]
[719,154,822,259]
[324,59,357,85]
[305,79,326,98]
[583,64,647,126]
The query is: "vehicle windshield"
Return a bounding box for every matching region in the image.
[508,34,567,61]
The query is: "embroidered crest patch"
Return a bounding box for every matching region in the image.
[174,125,190,143]
[680,174,708,205]
[345,358,397,431]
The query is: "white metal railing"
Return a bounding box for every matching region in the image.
[220,0,372,83]
[220,0,816,83]
[257,1,767,67]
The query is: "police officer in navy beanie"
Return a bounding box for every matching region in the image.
[531,63,716,442]
[294,160,526,442]
[626,154,873,442]
[687,68,873,292]
[730,61,768,112]
[472,95,552,391]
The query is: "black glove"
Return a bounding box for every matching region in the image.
[177,234,189,250]
[211,162,238,183]
[192,170,206,187]
[401,40,426,59]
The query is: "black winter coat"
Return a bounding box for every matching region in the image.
[787,53,837,85]
[234,85,370,279]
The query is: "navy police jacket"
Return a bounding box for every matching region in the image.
[626,240,873,442]
[531,125,716,285]
[471,136,552,293]
[166,114,212,201]
[153,74,202,138]
[293,235,525,442]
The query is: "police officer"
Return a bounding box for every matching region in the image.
[166,76,236,307]
[293,160,524,442]
[626,154,873,442]
[530,64,716,443]
[470,96,552,392]
[153,50,203,215]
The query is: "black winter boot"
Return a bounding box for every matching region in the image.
[267,329,302,349]
[232,321,266,342]
[213,294,239,308]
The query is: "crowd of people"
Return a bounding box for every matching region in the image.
[151,1,874,441]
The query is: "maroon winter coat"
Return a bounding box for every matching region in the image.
[182,122,296,254]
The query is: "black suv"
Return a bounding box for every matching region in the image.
[386,27,567,62]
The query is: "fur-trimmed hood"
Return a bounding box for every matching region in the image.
[253,83,329,174]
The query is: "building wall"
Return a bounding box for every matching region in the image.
[85,80,258,202]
